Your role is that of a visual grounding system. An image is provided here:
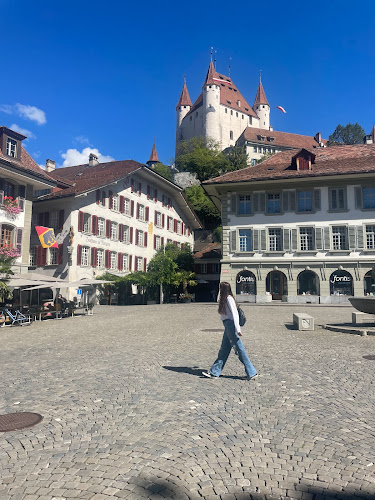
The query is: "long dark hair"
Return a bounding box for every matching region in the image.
[218,282,235,314]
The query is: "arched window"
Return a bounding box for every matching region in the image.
[297,270,320,295]
[364,270,375,295]
[329,270,353,296]
[236,270,256,295]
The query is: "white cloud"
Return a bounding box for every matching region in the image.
[60,147,115,168]
[74,136,92,146]
[0,103,46,125]
[10,123,35,139]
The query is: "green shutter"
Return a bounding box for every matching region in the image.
[253,229,259,251]
[349,226,356,249]
[260,229,267,251]
[291,228,298,251]
[289,191,296,212]
[314,189,321,211]
[231,230,237,252]
[355,187,362,209]
[324,227,331,250]
[253,193,259,213]
[283,228,290,251]
[357,225,364,249]
[260,193,266,213]
[282,192,289,212]
[315,227,323,250]
[231,194,237,214]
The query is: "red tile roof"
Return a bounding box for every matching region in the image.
[148,143,159,163]
[194,242,222,259]
[187,64,258,118]
[41,160,143,199]
[203,144,375,184]
[238,127,327,150]
[176,82,192,109]
[253,81,269,107]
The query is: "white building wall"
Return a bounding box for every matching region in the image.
[219,105,259,149]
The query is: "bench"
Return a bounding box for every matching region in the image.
[352,312,375,325]
[293,313,314,331]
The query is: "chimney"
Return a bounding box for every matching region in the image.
[314,132,322,145]
[89,153,99,166]
[45,159,56,172]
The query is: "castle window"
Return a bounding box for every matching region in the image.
[253,146,257,152]
[6,138,17,158]
[242,114,244,119]
[225,108,227,113]
[249,116,252,125]
[245,107,249,111]
[237,100,241,107]
[229,87,233,90]
[230,131,233,140]
[221,84,225,87]
[236,112,238,117]
[231,110,233,116]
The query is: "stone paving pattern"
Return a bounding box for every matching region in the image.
[0,304,375,500]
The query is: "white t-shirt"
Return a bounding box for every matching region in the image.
[219,295,240,334]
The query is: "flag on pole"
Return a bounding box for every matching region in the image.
[35,226,58,248]
[276,106,286,114]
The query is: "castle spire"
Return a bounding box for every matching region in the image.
[147,141,160,168]
[176,80,192,109]
[203,61,216,87]
[253,80,269,108]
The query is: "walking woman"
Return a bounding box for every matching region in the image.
[202,282,258,380]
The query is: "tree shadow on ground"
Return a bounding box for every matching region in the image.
[162,365,245,380]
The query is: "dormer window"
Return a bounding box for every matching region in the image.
[237,100,241,107]
[6,138,17,157]
[257,135,265,141]
[267,137,275,142]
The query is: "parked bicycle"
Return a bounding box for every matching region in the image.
[0,308,32,327]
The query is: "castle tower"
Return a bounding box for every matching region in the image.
[176,80,192,128]
[253,77,270,130]
[147,141,160,169]
[202,62,221,144]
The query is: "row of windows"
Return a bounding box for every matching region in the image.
[76,246,146,272]
[232,224,375,253]
[29,245,62,266]
[95,185,173,211]
[33,210,64,231]
[234,187,375,216]
[253,146,277,154]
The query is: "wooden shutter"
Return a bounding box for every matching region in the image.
[0,190,3,206]
[138,183,142,196]
[162,195,165,207]
[324,227,331,250]
[144,258,147,272]
[118,252,123,271]
[174,219,178,232]
[162,214,165,228]
[58,244,63,265]
[78,211,84,232]
[357,226,364,249]
[145,207,149,222]
[259,193,266,213]
[354,187,362,209]
[283,228,290,251]
[144,232,148,247]
[154,211,157,225]
[129,255,132,271]
[161,237,164,247]
[154,189,158,202]
[105,250,110,269]
[231,194,237,214]
[289,191,296,212]
[314,189,321,211]
[17,197,25,211]
[91,215,97,235]
[315,227,323,250]
[130,227,133,244]
[154,235,157,249]
[135,229,139,246]
[77,245,82,265]
[119,195,125,213]
[253,193,259,213]
[109,190,113,209]
[282,192,289,212]
[260,229,267,251]
[16,228,23,254]
[96,189,100,204]
[130,200,134,216]
[91,247,97,267]
[41,247,47,266]
[349,226,356,249]
[253,229,259,251]
[105,220,111,238]
[231,230,237,252]
[136,203,140,219]
[291,228,298,251]
[102,191,106,206]
[147,185,150,199]
[119,224,124,242]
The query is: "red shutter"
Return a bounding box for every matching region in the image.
[181,222,184,235]
[154,235,156,250]
[92,215,98,235]
[144,232,147,247]
[130,200,134,216]
[77,245,82,265]
[136,203,140,219]
[105,250,110,269]
[143,258,147,272]
[59,210,65,230]
[131,179,134,192]
[58,244,63,265]
[174,219,177,233]
[96,189,100,204]
[135,229,139,246]
[106,219,111,238]
[119,224,124,242]
[36,245,43,266]
[154,211,157,225]
[78,211,84,232]
[41,247,47,266]
[129,255,132,271]
[109,190,113,209]
[145,207,149,222]
[102,191,106,206]
[168,198,171,208]
[162,214,165,228]
[91,247,97,268]
[119,195,125,213]
[130,227,133,244]
[134,256,138,271]
[161,237,164,247]
[147,185,150,200]
[118,252,123,271]
[138,183,142,196]
[154,189,158,202]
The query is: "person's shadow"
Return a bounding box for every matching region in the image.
[162,366,244,379]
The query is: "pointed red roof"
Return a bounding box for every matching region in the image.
[176,82,192,109]
[148,142,159,164]
[203,61,216,86]
[253,81,269,107]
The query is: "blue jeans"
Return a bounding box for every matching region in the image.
[209,319,257,378]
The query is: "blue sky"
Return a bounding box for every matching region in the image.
[1,0,374,168]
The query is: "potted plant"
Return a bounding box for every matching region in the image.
[2,197,21,218]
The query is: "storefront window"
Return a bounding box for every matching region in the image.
[297,270,320,295]
[364,270,375,295]
[236,270,256,295]
[329,270,353,296]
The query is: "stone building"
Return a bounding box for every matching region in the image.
[30,154,201,300]
[0,126,55,269]
[203,144,375,304]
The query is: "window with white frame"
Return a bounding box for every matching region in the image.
[366,225,375,249]
[6,138,17,157]
[329,188,346,211]
[48,247,58,265]
[268,228,282,251]
[177,221,182,235]
[137,230,144,247]
[297,191,313,212]
[97,249,104,268]
[50,211,59,229]
[98,218,105,237]
[83,214,91,233]
[111,222,118,240]
[155,235,162,250]
[136,256,143,271]
[110,251,117,270]
[239,229,252,252]
[112,194,119,211]
[124,198,130,216]
[81,246,90,266]
[123,225,129,244]
[332,226,348,250]
[299,227,314,251]
[201,263,207,273]
[138,204,145,221]
[29,246,37,266]
[363,188,375,209]
[212,263,220,273]
[267,193,281,214]
[123,253,129,271]
[155,212,162,228]
[168,217,173,231]
[239,195,251,214]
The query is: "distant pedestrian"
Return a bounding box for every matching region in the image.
[202,282,258,380]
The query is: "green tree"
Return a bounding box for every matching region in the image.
[328,123,365,145]
[0,252,15,302]
[184,185,221,229]
[223,145,248,170]
[152,163,172,181]
[256,151,275,164]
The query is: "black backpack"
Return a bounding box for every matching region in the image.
[238,306,246,327]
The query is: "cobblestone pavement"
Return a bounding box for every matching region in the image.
[1,304,375,500]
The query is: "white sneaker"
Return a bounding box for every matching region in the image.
[202,371,217,378]
[246,373,259,381]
